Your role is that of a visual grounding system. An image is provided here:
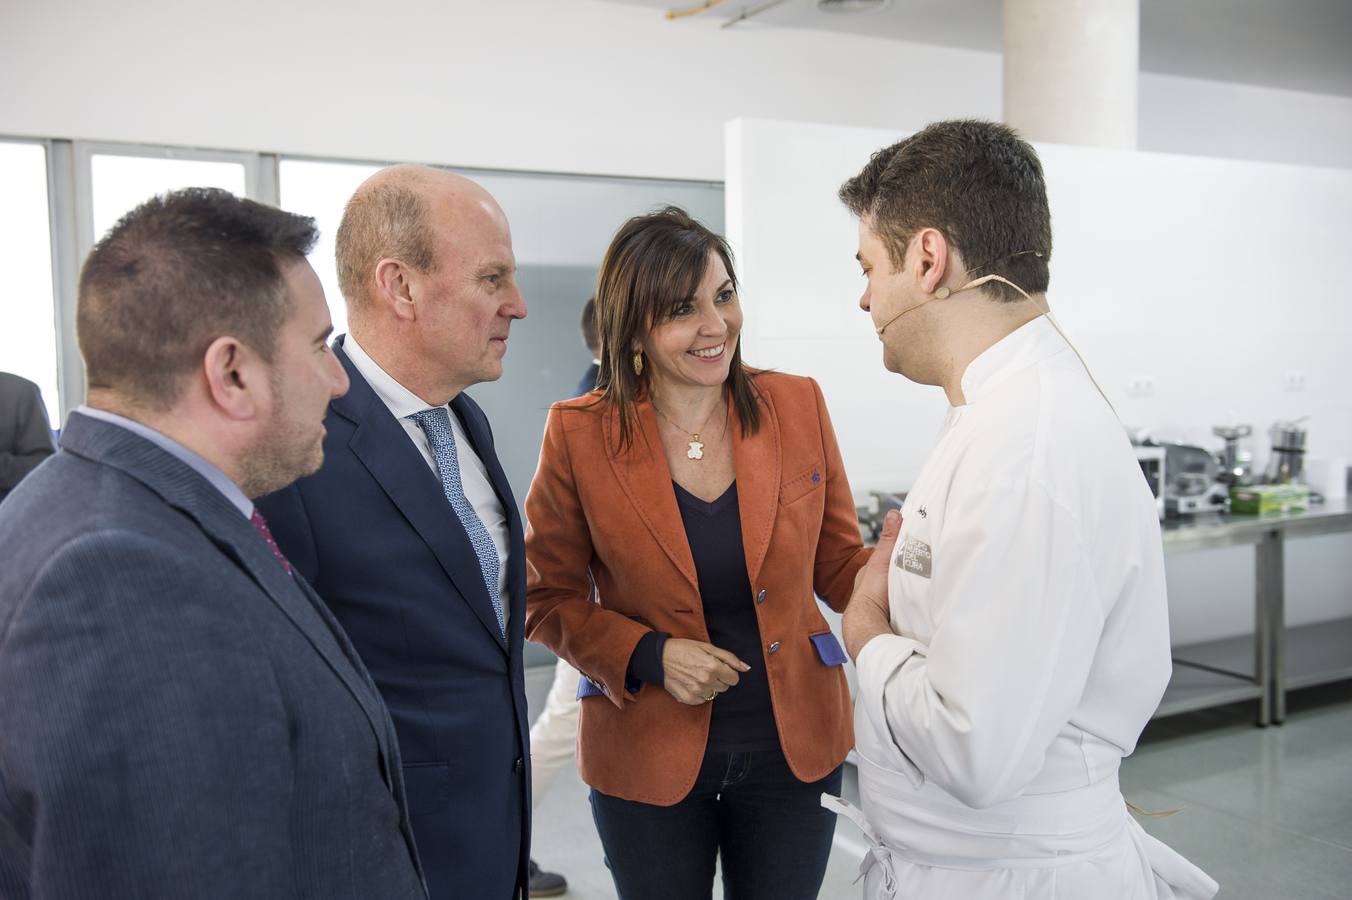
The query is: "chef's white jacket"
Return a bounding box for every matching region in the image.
[846,316,1218,899]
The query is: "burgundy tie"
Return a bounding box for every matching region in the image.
[250,508,293,576]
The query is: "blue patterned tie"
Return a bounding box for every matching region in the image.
[409,407,505,637]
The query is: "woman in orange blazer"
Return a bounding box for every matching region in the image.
[524,207,870,899]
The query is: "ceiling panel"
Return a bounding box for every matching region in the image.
[599,0,1352,97]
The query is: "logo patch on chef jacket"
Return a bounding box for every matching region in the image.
[896,535,933,578]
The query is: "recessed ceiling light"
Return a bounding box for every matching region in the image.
[817,0,893,13]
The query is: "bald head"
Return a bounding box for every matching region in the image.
[335,164,502,317]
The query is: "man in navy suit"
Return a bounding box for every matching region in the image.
[258,165,532,899]
[0,189,425,898]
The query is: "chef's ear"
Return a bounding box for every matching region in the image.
[913,228,953,296]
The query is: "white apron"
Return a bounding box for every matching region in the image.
[823,778,1217,899]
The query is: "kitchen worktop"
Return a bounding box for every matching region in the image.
[1161,496,1351,552]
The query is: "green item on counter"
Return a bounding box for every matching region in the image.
[1229,484,1311,515]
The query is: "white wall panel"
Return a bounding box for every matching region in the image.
[4,0,1351,181]
[728,117,1352,643]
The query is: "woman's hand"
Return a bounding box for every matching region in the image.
[661,638,751,706]
[843,509,902,660]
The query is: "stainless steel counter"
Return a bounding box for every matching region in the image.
[1162,496,1352,552]
[1159,497,1352,725]
[857,497,1352,726]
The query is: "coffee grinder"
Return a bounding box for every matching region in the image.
[1263,419,1309,485]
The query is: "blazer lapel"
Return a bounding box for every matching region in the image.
[731,387,781,589]
[605,399,699,592]
[333,351,510,653]
[60,414,398,770]
[199,512,398,768]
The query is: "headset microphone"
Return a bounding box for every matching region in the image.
[873,273,1016,337]
[874,299,929,336]
[872,270,1116,416]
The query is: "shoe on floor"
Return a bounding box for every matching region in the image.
[528,858,567,897]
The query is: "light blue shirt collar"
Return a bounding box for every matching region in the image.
[76,405,253,519]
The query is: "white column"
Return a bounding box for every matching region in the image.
[1003,0,1139,149]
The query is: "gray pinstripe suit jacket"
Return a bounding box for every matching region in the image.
[0,412,426,899]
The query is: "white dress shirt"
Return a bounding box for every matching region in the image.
[847,316,1217,898]
[344,335,511,631]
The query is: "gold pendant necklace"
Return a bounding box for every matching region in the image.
[653,401,720,462]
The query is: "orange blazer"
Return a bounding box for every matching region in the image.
[524,371,870,805]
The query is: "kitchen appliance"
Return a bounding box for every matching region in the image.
[1263,419,1309,485]
[1212,424,1254,486]
[1164,443,1230,516]
[1133,445,1166,520]
[861,490,906,541]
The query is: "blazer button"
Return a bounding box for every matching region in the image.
[768,641,781,654]
[755,589,767,604]
[514,757,524,773]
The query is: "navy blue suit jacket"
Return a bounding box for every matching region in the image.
[257,338,531,900]
[0,413,425,899]
[576,362,600,400]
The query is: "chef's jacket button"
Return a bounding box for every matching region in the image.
[755,589,768,604]
[768,641,781,654]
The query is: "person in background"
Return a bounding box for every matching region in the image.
[522,294,604,898]
[0,188,425,898]
[524,207,870,900]
[576,295,601,397]
[257,164,532,900]
[0,372,56,504]
[835,119,1218,899]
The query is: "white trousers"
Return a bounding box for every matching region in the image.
[529,658,581,807]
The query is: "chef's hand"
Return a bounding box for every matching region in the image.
[844,509,902,661]
[662,638,750,706]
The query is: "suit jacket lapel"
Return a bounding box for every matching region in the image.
[198,512,398,767]
[731,387,781,588]
[333,349,509,653]
[605,400,699,592]
[59,414,398,771]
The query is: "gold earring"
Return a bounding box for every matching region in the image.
[632,351,644,376]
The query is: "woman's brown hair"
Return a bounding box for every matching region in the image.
[593,206,761,451]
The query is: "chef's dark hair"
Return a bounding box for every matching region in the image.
[839,119,1052,302]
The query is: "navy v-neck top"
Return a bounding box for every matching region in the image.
[672,480,779,752]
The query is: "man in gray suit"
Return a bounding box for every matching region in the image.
[0,188,427,899]
[0,372,55,504]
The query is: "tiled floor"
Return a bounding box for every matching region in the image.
[527,682,1352,898]
[1120,682,1352,900]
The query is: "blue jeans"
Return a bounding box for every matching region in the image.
[589,748,844,900]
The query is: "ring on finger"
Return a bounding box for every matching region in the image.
[704,690,717,702]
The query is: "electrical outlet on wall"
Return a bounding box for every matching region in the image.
[1283,371,1308,392]
[1127,376,1155,398]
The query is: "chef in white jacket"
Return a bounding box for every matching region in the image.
[833,120,1218,900]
